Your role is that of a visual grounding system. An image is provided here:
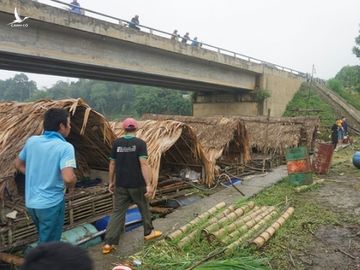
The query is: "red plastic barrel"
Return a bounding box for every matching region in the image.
[312,143,334,174]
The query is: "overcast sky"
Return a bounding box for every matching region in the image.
[1,0,359,88]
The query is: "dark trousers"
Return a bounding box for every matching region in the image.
[104,186,154,245]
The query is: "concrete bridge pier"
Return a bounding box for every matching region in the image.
[193,69,304,117]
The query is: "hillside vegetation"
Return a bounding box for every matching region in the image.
[283,83,336,128]
[327,65,360,111]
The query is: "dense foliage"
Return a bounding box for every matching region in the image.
[326,65,360,111]
[0,74,192,119]
[353,25,360,59]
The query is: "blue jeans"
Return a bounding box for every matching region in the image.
[27,199,65,244]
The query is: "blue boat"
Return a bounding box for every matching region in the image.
[94,206,142,232]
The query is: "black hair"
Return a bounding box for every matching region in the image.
[125,127,137,132]
[43,108,69,132]
[20,242,93,270]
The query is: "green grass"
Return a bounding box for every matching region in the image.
[249,179,342,269]
[136,178,346,269]
[283,83,337,136]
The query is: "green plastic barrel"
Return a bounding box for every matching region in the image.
[288,172,313,186]
[286,147,313,186]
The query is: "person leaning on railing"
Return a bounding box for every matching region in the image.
[129,15,140,30]
[69,0,82,15]
[171,29,180,41]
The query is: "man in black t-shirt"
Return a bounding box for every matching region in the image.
[102,118,162,255]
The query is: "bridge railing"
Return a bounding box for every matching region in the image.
[46,0,306,77]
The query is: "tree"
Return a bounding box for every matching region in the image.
[0,73,37,101]
[335,65,360,91]
[353,25,360,59]
[327,79,343,93]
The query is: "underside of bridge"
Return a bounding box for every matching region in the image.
[0,0,305,117]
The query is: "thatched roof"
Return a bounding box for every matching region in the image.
[142,114,320,158]
[0,99,116,199]
[111,119,214,188]
[236,116,320,155]
[141,115,251,165]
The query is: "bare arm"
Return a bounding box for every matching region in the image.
[140,158,153,198]
[61,167,77,187]
[15,158,26,174]
[108,159,116,193]
[139,158,150,186]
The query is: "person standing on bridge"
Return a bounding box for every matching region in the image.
[129,15,140,31]
[171,30,180,41]
[181,32,190,44]
[191,37,200,47]
[69,0,81,14]
[15,108,77,244]
[102,118,162,255]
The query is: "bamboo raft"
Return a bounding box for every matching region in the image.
[0,186,113,251]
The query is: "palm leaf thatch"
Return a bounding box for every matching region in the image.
[0,98,116,200]
[236,116,320,155]
[111,119,213,189]
[141,115,251,174]
[142,114,319,158]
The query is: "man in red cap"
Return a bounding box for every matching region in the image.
[102,118,162,254]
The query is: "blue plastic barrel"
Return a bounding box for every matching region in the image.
[353,152,360,169]
[29,223,101,249]
[61,223,101,248]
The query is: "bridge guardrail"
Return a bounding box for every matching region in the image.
[47,0,306,77]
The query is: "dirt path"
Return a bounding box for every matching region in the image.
[275,144,360,270]
[299,175,360,270]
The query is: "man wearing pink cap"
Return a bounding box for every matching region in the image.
[102,118,162,254]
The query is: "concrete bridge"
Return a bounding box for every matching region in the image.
[0,0,306,117]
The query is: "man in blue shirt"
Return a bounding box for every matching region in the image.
[15,108,77,244]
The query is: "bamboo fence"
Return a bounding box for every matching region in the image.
[0,186,113,251]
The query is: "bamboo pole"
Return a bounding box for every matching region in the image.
[177,229,198,248]
[221,207,276,244]
[208,206,265,242]
[251,207,295,248]
[166,202,226,241]
[295,179,324,193]
[202,201,255,234]
[225,210,278,255]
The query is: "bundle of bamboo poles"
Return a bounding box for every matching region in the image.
[177,202,255,248]
[166,202,226,241]
[251,207,295,248]
[224,210,278,254]
[165,201,295,254]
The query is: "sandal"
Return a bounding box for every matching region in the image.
[102,244,116,255]
[144,230,162,241]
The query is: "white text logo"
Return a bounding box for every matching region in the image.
[8,8,29,28]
